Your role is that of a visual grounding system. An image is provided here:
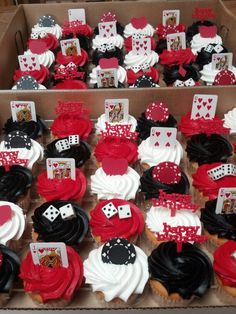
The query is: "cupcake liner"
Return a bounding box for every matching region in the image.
[215,277,236,304]
[0,293,10,307]
[16,188,31,214]
[8,238,25,254]
[28,293,71,308]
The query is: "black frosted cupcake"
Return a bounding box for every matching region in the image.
[92,47,124,66]
[32,200,89,246]
[186,20,215,43]
[163,64,200,86]
[155,38,167,54]
[195,44,228,70]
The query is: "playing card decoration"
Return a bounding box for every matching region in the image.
[132,37,151,56]
[102,122,138,140]
[105,99,129,123]
[61,38,81,56]
[150,127,177,148]
[192,7,216,22]
[18,54,40,72]
[0,151,28,171]
[199,25,217,38]
[145,102,169,122]
[102,157,128,176]
[215,188,236,214]
[101,12,117,23]
[190,94,218,120]
[54,63,85,81]
[98,21,117,38]
[214,69,236,86]
[5,131,31,150]
[152,162,182,184]
[212,53,233,71]
[130,16,147,29]
[68,8,85,24]
[207,163,236,181]
[174,78,196,87]
[16,75,39,90]
[0,205,12,226]
[167,32,186,51]
[101,238,136,265]
[163,10,180,26]
[38,15,56,27]
[55,101,89,117]
[11,101,37,122]
[46,158,76,180]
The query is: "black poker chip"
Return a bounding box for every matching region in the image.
[101,238,136,265]
[134,75,158,88]
[5,131,31,150]
[16,75,39,90]
[38,15,56,27]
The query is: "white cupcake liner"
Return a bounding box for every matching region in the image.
[151,287,195,307]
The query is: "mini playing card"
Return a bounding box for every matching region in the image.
[68,8,86,24]
[212,53,233,71]
[167,32,186,51]
[163,10,180,26]
[98,21,117,38]
[10,101,37,122]
[132,37,151,56]
[60,38,81,56]
[150,127,177,148]
[18,54,40,72]
[30,242,68,268]
[46,158,76,180]
[190,94,218,120]
[105,99,129,123]
[215,188,236,214]
[96,69,118,88]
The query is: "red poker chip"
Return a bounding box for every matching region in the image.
[145,102,169,122]
[213,70,236,86]
[152,161,181,184]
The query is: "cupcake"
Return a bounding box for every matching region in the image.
[163,64,200,86]
[200,62,236,86]
[13,64,50,86]
[32,200,89,246]
[195,44,228,70]
[84,238,148,306]
[148,242,213,305]
[31,15,62,39]
[90,199,144,244]
[124,16,155,39]
[20,245,83,306]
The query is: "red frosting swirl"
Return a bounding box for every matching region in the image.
[90,199,144,242]
[52,80,88,90]
[36,168,87,202]
[20,246,83,302]
[28,34,59,51]
[94,137,138,164]
[214,241,236,287]
[13,65,49,84]
[62,23,93,38]
[178,112,229,137]
[127,67,159,85]
[50,113,92,140]
[56,50,88,66]
[160,48,196,66]
[192,162,236,200]
[124,36,157,52]
[156,24,186,40]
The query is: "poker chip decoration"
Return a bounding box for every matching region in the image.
[5,131,32,150]
[16,75,39,90]
[145,102,169,122]
[152,161,181,184]
[101,238,136,265]
[38,15,56,28]
[134,75,158,88]
[213,70,236,86]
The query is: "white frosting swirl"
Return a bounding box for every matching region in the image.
[191,33,222,54]
[84,244,148,302]
[24,49,55,68]
[91,167,140,200]
[138,136,183,167]
[95,113,137,135]
[124,51,159,69]
[92,34,124,50]
[200,63,236,85]
[89,65,127,85]
[12,84,46,90]
[31,24,62,39]
[124,23,155,38]
[0,139,44,170]
[0,201,25,245]
[223,108,236,134]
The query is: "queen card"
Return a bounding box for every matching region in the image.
[10,101,37,122]
[46,158,76,180]
[212,53,233,71]
[163,10,180,26]
[167,32,186,51]
[96,69,118,88]
[60,38,81,56]
[105,99,129,123]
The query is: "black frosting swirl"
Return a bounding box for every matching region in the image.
[156,38,167,54]
[148,242,213,299]
[201,199,236,240]
[3,115,47,140]
[163,64,200,86]
[136,112,177,141]
[0,244,20,293]
[195,44,228,69]
[94,21,124,36]
[32,200,89,245]
[92,48,124,66]
[44,137,91,168]
[186,134,232,165]
[0,165,33,203]
[186,20,215,43]
[140,166,189,200]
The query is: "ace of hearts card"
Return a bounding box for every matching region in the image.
[46,158,76,180]
[10,101,37,122]
[105,99,129,123]
[190,94,218,120]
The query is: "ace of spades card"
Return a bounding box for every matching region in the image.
[96,69,118,88]
[163,10,180,26]
[212,53,233,71]
[150,127,177,148]
[60,38,81,56]
[98,21,117,38]
[30,242,68,268]
[18,54,40,72]
[190,94,218,120]
[215,188,236,214]
[132,37,151,56]
[167,32,186,51]
[105,99,129,123]
[46,158,76,180]
[10,101,37,122]
[68,8,86,24]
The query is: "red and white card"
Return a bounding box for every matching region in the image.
[212,53,233,71]
[190,94,218,120]
[105,99,129,123]
[10,101,37,122]
[98,21,117,38]
[150,127,177,148]
[60,38,81,56]
[18,54,40,72]
[132,37,151,55]
[96,69,118,88]
[163,10,180,26]
[215,188,236,214]
[46,158,76,180]
[68,8,86,24]
[167,32,186,51]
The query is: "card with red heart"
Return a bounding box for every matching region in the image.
[163,10,180,26]
[150,127,177,148]
[98,21,117,38]
[212,53,233,71]
[96,69,118,88]
[46,158,76,180]
[60,38,81,56]
[68,8,86,24]
[132,37,151,55]
[215,188,236,214]
[10,101,37,122]
[105,99,129,123]
[167,32,186,51]
[18,54,40,72]
[30,242,68,268]
[190,94,218,120]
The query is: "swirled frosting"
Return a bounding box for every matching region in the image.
[140,166,189,200]
[224,108,236,134]
[28,34,58,51]
[24,49,55,68]
[191,33,222,54]
[84,243,148,302]
[186,134,232,165]
[196,44,228,69]
[92,34,124,50]
[32,200,89,245]
[13,65,49,84]
[124,23,155,38]
[91,167,140,200]
[92,47,124,66]
[89,65,127,85]
[127,67,159,85]
[90,199,144,242]
[159,48,196,66]
[20,246,83,302]
[138,137,183,167]
[148,242,213,299]
[0,201,25,245]
[56,49,88,67]
[31,24,62,39]
[37,168,87,202]
[200,63,236,85]
[124,51,159,69]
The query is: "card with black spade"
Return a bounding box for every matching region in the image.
[96,69,118,88]
[11,101,37,122]
[215,188,236,214]
[46,158,76,180]
[190,94,218,120]
[105,99,129,123]
[163,10,180,26]
[212,52,233,71]
[150,127,177,148]
[18,54,40,72]
[167,32,186,51]
[61,38,81,56]
[68,8,86,24]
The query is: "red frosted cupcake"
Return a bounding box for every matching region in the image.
[127,67,159,85]
[56,49,88,67]
[13,64,49,85]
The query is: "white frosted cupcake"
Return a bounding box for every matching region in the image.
[191,33,222,54]
[200,63,236,85]
[124,17,155,38]
[223,108,236,134]
[124,51,159,70]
